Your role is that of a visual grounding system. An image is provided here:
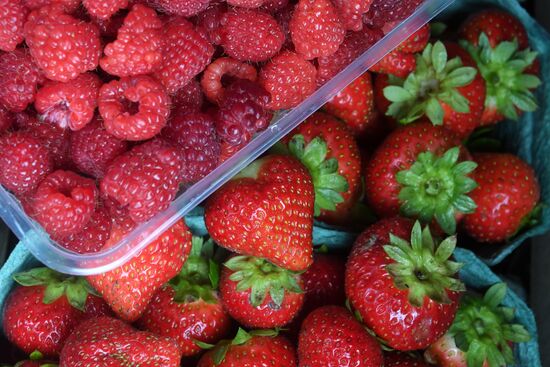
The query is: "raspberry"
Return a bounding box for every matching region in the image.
[146,0,211,17]
[333,0,373,31]
[83,0,129,20]
[226,0,265,8]
[92,10,127,40]
[103,196,136,232]
[219,8,284,62]
[30,170,98,238]
[55,206,112,253]
[219,140,245,163]
[317,27,383,85]
[171,79,204,114]
[216,79,272,146]
[153,17,214,94]
[100,138,184,223]
[194,1,227,45]
[98,75,170,141]
[201,57,258,104]
[274,4,293,50]
[70,118,128,178]
[0,0,28,51]
[0,131,53,196]
[24,4,101,82]
[35,73,101,131]
[23,0,81,12]
[364,0,423,28]
[259,51,317,110]
[260,0,288,13]
[100,4,163,77]
[162,112,220,183]
[0,106,14,134]
[0,49,44,112]
[290,0,345,60]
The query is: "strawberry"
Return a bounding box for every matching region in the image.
[365,122,478,234]
[370,50,416,78]
[346,218,464,351]
[459,10,529,49]
[381,41,486,138]
[298,305,383,367]
[87,219,192,322]
[462,153,540,243]
[301,253,346,313]
[59,316,182,366]
[425,283,531,367]
[219,255,304,328]
[396,24,431,54]
[2,267,111,357]
[137,237,232,356]
[205,155,314,271]
[198,328,297,367]
[7,351,58,367]
[280,112,361,225]
[385,352,430,367]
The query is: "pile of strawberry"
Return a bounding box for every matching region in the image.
[0,0,423,255]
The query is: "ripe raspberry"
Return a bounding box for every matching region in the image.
[100,138,184,223]
[146,0,211,17]
[31,170,98,238]
[290,0,345,60]
[100,4,163,77]
[333,0,373,31]
[55,206,112,253]
[227,0,265,8]
[0,131,53,196]
[98,75,170,141]
[83,0,129,20]
[0,105,14,134]
[24,4,101,82]
[35,73,101,131]
[201,57,257,104]
[194,1,227,45]
[0,49,44,112]
[364,0,423,28]
[162,112,220,183]
[274,4,293,49]
[103,196,136,232]
[317,27,383,85]
[219,140,245,163]
[216,79,272,146]
[69,118,128,178]
[153,17,214,94]
[23,0,80,12]
[260,0,288,13]
[259,51,317,110]
[171,79,204,114]
[0,0,28,51]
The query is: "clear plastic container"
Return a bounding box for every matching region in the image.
[0,0,455,275]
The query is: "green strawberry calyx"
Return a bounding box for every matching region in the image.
[384,41,478,125]
[168,236,221,304]
[460,33,541,120]
[384,221,465,307]
[13,267,98,312]
[224,255,302,308]
[448,283,530,367]
[396,146,478,234]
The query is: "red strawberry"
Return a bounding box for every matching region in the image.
[425,283,531,367]
[2,267,111,357]
[333,0,373,31]
[459,10,529,49]
[87,219,192,321]
[138,237,232,356]
[298,305,383,367]
[83,0,128,20]
[463,153,540,243]
[198,328,297,367]
[301,253,346,313]
[381,41,486,138]
[282,112,361,225]
[201,57,258,104]
[220,255,304,328]
[345,218,464,351]
[24,4,101,82]
[259,51,317,110]
[290,0,345,60]
[205,155,314,271]
[370,51,416,78]
[59,316,182,366]
[0,0,28,51]
[145,0,211,17]
[385,352,430,367]
[396,24,431,53]
[55,206,112,254]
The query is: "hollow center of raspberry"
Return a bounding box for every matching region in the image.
[43,102,71,129]
[121,98,140,116]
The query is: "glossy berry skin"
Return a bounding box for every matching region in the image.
[83,0,128,20]
[60,316,182,366]
[370,50,416,78]
[301,253,346,313]
[298,305,383,367]
[55,206,112,254]
[31,170,98,238]
[138,286,232,356]
[463,153,540,243]
[100,139,183,223]
[333,0,372,31]
[198,335,297,367]
[459,10,529,49]
[171,78,204,113]
[146,0,211,17]
[23,0,81,11]
[290,0,345,60]
[87,220,192,322]
[261,0,288,13]
[364,0,423,28]
[24,4,101,82]
[35,73,101,131]
[259,51,317,110]
[345,217,461,351]
[385,352,430,367]
[0,131,53,196]
[0,49,44,113]
[3,285,111,357]
[219,8,284,62]
[153,17,214,94]
[0,0,28,51]
[194,0,227,45]
[201,57,258,104]
[396,24,431,53]
[98,75,170,141]
[205,155,315,271]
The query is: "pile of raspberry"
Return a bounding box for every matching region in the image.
[0,0,422,254]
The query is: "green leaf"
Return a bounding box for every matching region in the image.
[453,161,478,176]
[467,340,487,367]
[13,268,60,287]
[454,195,477,213]
[442,67,477,88]
[492,40,518,64]
[66,282,87,312]
[383,245,412,265]
[383,86,413,102]
[483,283,507,308]
[269,286,285,308]
[43,283,65,304]
[30,351,44,360]
[250,329,279,337]
[434,235,457,262]
[212,344,230,366]
[431,41,448,74]
[425,98,444,125]
[232,328,253,345]
[194,340,216,349]
[517,74,542,89]
[511,90,538,112]
[430,22,447,37]
[209,259,220,290]
[435,207,457,235]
